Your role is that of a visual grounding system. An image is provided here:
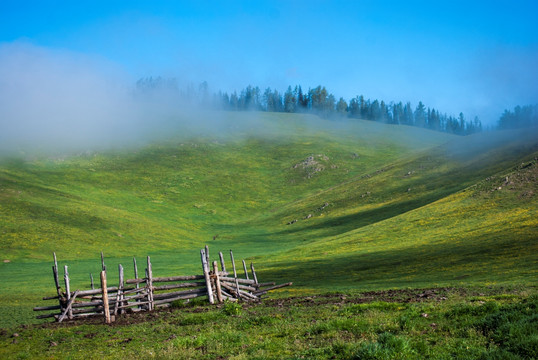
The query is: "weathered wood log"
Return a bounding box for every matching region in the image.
[126,275,205,284]
[59,312,100,319]
[219,276,257,285]
[201,249,214,304]
[121,286,148,296]
[117,293,147,302]
[34,304,61,311]
[100,271,111,324]
[220,282,240,297]
[219,285,253,302]
[71,286,133,297]
[213,261,223,303]
[219,252,226,272]
[58,290,80,323]
[64,266,72,319]
[238,289,259,301]
[253,282,293,295]
[116,300,153,310]
[153,291,209,306]
[71,307,101,315]
[242,260,249,280]
[220,281,258,292]
[250,263,259,285]
[153,287,208,300]
[257,282,276,288]
[36,312,60,319]
[205,245,210,264]
[153,282,205,291]
[43,295,59,300]
[35,300,105,313]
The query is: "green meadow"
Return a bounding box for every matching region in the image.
[1,112,537,358]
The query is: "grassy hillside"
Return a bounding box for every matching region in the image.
[0,112,537,329]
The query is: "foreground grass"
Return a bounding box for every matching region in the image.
[1,286,536,359]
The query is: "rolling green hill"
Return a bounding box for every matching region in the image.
[0,112,537,328]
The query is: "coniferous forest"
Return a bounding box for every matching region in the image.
[136,77,538,135]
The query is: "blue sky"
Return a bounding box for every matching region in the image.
[1,0,538,124]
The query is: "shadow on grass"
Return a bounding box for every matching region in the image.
[260,230,538,289]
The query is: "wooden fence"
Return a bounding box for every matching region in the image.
[34,246,292,323]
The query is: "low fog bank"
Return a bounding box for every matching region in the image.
[0,42,247,156]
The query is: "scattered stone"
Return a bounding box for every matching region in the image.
[12,333,19,338]
[304,214,312,220]
[3,259,10,263]
[421,313,429,318]
[352,153,359,159]
[317,203,329,211]
[407,188,411,192]
[50,341,57,347]
[292,155,331,178]
[287,219,298,225]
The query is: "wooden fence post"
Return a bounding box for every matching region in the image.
[230,250,241,300]
[114,264,124,316]
[90,273,94,290]
[146,256,154,311]
[64,265,73,319]
[205,245,210,265]
[52,253,62,312]
[133,257,141,309]
[250,263,259,285]
[213,261,223,303]
[219,252,226,272]
[101,252,106,273]
[100,270,111,324]
[242,260,249,280]
[200,249,214,304]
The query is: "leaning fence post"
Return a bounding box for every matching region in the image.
[201,249,214,304]
[242,260,249,280]
[133,257,141,309]
[100,270,111,324]
[52,253,62,311]
[219,252,226,272]
[213,261,223,303]
[230,250,241,300]
[146,256,154,311]
[64,265,73,320]
[114,264,124,316]
[250,263,259,286]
